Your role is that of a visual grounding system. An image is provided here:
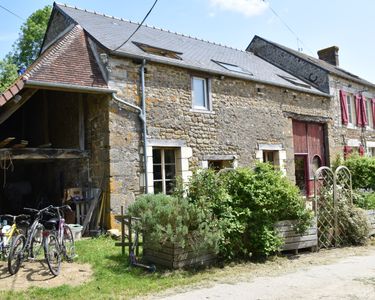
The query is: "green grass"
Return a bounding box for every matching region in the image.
[0,236,230,299]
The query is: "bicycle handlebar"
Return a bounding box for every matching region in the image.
[0,214,30,221]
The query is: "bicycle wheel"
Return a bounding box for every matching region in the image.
[62,225,75,262]
[8,234,26,275]
[44,233,61,276]
[31,223,44,259]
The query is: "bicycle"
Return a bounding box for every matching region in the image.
[7,206,51,275]
[43,205,75,276]
[0,214,29,260]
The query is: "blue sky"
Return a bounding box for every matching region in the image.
[1,0,374,83]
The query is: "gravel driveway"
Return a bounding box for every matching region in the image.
[150,246,375,300]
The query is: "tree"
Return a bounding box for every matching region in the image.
[0,5,51,93]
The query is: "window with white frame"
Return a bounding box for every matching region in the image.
[346,94,356,126]
[152,148,176,194]
[366,98,373,128]
[191,76,210,110]
[263,150,278,168]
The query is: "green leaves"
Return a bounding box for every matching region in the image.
[128,194,221,252]
[0,5,51,93]
[186,163,312,259]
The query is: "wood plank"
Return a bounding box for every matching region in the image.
[0,89,37,125]
[0,137,15,148]
[280,240,317,251]
[0,148,89,160]
[278,228,317,238]
[284,235,318,244]
[12,140,28,148]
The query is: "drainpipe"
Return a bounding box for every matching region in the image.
[111,59,149,193]
[140,59,148,193]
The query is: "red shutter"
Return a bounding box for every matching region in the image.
[361,95,368,126]
[339,90,348,125]
[372,98,375,127]
[344,145,352,159]
[359,145,365,156]
[355,95,363,126]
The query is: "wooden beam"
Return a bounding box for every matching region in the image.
[78,94,85,150]
[0,148,89,160]
[0,89,38,126]
[0,137,15,148]
[12,140,28,149]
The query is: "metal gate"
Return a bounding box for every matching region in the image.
[314,166,352,249]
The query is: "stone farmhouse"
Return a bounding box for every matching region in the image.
[249,36,375,162]
[0,3,373,222]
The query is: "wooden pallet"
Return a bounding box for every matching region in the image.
[366,210,375,236]
[275,218,318,253]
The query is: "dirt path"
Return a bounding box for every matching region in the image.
[151,246,375,300]
[0,260,92,291]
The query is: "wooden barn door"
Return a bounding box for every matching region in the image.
[293,120,326,197]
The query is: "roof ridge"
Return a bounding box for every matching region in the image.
[56,2,247,54]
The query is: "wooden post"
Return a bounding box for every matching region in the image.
[121,206,125,255]
[128,216,132,255]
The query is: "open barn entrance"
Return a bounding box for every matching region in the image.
[0,88,109,228]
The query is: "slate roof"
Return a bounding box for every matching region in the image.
[248,35,375,88]
[54,3,327,96]
[0,24,108,107]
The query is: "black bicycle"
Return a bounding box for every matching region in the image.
[7,206,51,275]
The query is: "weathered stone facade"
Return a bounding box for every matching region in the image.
[248,36,375,161]
[106,56,331,211]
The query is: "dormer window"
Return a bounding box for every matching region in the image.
[213,60,253,76]
[133,42,182,60]
[278,75,311,89]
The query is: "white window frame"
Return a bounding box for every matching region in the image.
[152,148,177,195]
[191,76,210,111]
[346,94,356,128]
[366,97,373,129]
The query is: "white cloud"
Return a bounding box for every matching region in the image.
[209,0,269,17]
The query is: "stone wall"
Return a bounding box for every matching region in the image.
[328,74,375,158]
[106,56,331,210]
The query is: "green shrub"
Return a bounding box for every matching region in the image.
[337,201,370,245]
[353,191,375,210]
[185,164,312,259]
[343,155,375,190]
[128,194,220,252]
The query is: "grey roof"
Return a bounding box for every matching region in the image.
[249,35,375,88]
[54,3,327,96]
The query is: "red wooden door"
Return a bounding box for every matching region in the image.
[292,120,326,196]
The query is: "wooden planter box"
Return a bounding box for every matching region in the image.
[143,241,217,269]
[275,218,318,252]
[366,210,375,236]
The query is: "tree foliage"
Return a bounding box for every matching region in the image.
[0,5,51,93]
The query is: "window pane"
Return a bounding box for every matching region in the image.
[367,100,373,127]
[165,165,176,179]
[154,181,163,194]
[193,78,206,108]
[347,96,352,124]
[165,180,175,195]
[153,165,162,180]
[153,149,161,164]
[164,149,175,164]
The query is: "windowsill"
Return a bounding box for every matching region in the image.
[190,108,215,114]
[346,124,357,129]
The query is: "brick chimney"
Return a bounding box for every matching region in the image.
[317,46,339,66]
